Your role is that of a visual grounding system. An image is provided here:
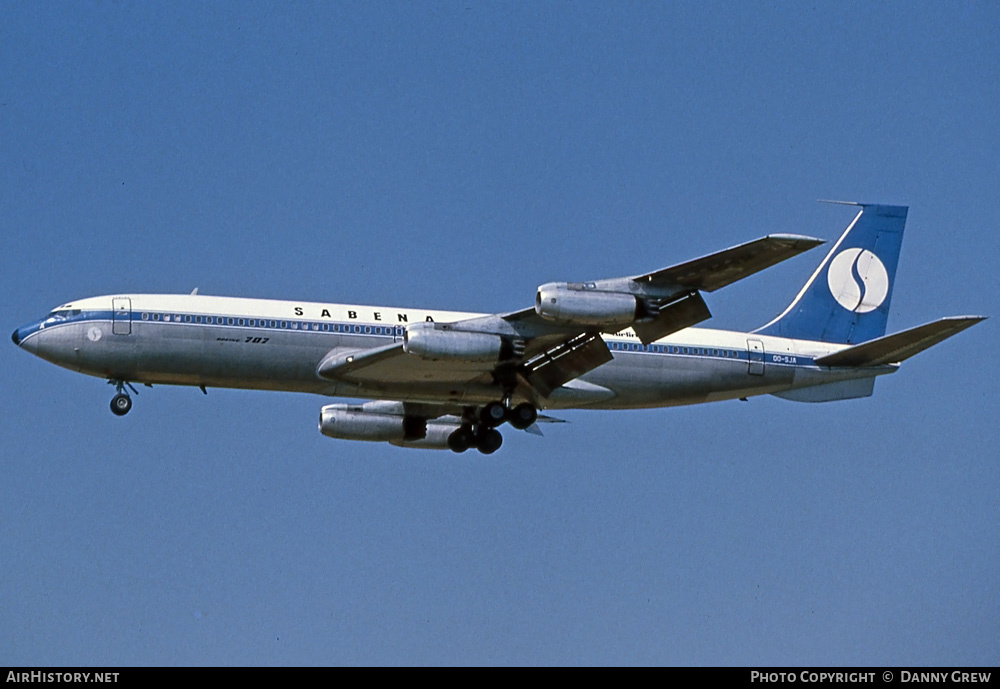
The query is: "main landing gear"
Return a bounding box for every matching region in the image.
[108,379,138,416]
[447,425,503,455]
[447,402,539,455]
[480,401,537,430]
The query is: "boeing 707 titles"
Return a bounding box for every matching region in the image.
[12,203,984,454]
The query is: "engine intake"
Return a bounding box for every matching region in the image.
[535,282,638,327]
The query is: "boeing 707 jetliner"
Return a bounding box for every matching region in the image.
[12,203,984,454]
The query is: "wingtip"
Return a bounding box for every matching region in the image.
[940,314,988,321]
[767,233,826,248]
[949,315,988,324]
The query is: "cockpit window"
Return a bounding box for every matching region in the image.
[45,309,81,321]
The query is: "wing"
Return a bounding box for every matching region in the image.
[317,234,823,402]
[507,233,824,344]
[633,234,825,291]
[318,341,493,386]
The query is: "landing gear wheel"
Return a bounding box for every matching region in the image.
[447,426,475,453]
[476,428,503,455]
[110,394,132,416]
[509,403,537,430]
[480,401,509,427]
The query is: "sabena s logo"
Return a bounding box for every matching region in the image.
[826,248,889,313]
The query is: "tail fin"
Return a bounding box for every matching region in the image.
[754,202,907,344]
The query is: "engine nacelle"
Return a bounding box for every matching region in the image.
[403,322,503,362]
[319,404,426,442]
[535,282,638,327]
[389,423,462,450]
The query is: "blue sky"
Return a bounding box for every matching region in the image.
[3,2,997,665]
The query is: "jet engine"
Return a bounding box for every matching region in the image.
[403,322,504,362]
[319,404,426,442]
[535,282,638,327]
[389,422,464,450]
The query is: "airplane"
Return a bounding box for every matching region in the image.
[11,202,984,454]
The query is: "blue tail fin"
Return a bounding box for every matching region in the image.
[754,203,907,345]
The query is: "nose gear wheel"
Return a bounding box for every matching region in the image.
[107,379,138,416]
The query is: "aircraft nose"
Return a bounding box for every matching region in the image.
[11,328,21,346]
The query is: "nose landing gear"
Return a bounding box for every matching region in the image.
[108,380,138,416]
[110,394,132,416]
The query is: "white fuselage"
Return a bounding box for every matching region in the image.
[14,293,891,411]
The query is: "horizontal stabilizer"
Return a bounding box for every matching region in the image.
[814,316,985,368]
[525,414,568,435]
[635,234,825,292]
